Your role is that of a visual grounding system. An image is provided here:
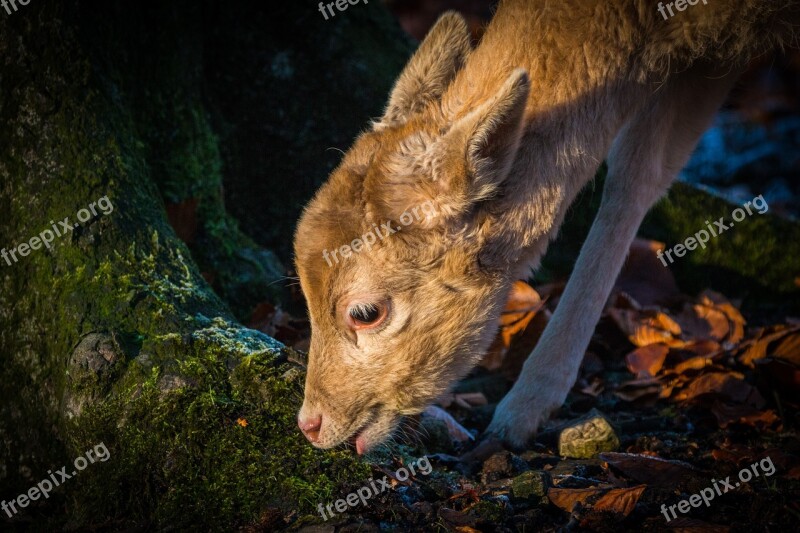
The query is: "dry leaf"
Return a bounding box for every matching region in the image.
[500,309,551,379]
[739,325,800,367]
[711,448,744,464]
[614,377,662,402]
[600,453,702,489]
[676,372,765,408]
[676,302,729,342]
[592,485,646,516]
[438,507,477,527]
[672,356,714,374]
[773,333,800,366]
[625,344,669,377]
[580,378,605,397]
[615,239,681,307]
[236,418,248,427]
[700,290,746,345]
[548,487,605,512]
[481,280,545,370]
[682,340,722,356]
[740,338,770,367]
[609,308,683,347]
[710,401,780,429]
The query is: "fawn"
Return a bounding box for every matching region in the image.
[294,0,798,452]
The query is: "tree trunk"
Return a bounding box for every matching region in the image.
[0,1,410,529]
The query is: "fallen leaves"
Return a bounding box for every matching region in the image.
[548,486,605,512]
[592,485,647,516]
[548,485,646,520]
[599,453,702,490]
[609,307,684,348]
[626,344,669,377]
[710,401,779,429]
[675,372,764,406]
[599,280,790,431]
[481,281,547,372]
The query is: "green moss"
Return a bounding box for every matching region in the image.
[470,500,507,523]
[539,168,800,314]
[0,4,371,529]
[66,339,369,529]
[644,183,800,312]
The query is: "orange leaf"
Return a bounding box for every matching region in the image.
[548,487,605,512]
[625,344,669,377]
[609,308,683,347]
[672,356,714,374]
[481,281,545,370]
[773,333,800,366]
[236,418,248,427]
[700,290,746,345]
[682,340,722,356]
[600,453,702,490]
[675,372,765,407]
[676,302,729,342]
[592,485,646,516]
[710,401,780,429]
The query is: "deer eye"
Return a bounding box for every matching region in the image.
[346,302,389,330]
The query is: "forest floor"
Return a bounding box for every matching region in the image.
[248,238,800,532]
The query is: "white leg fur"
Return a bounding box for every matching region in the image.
[487,64,742,448]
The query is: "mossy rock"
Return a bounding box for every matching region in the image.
[511,470,550,500]
[540,169,800,315]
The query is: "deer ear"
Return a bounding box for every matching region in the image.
[366,70,530,228]
[442,68,530,202]
[378,12,471,126]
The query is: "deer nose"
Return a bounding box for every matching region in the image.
[298,414,322,443]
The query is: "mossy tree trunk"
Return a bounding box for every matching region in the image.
[0,1,411,529]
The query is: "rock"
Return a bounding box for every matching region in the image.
[481,451,529,484]
[511,470,550,500]
[558,410,619,459]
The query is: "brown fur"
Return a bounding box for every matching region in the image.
[294,0,799,451]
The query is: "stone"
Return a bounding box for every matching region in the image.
[511,470,550,500]
[481,451,528,484]
[558,410,619,459]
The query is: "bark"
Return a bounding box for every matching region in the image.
[0,0,409,529]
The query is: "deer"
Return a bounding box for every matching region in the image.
[293,0,798,453]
